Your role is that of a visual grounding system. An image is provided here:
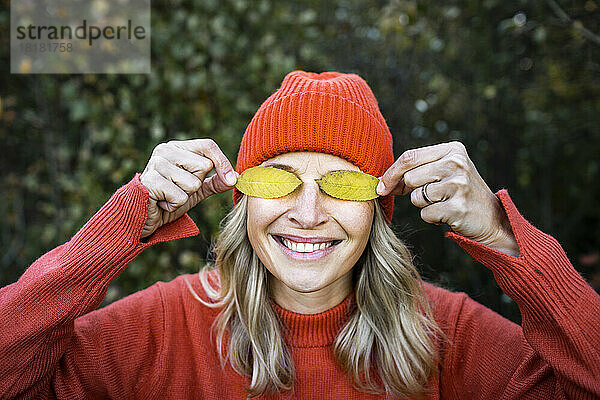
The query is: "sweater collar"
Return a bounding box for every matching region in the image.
[271,293,357,348]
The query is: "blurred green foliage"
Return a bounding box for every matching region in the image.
[1,0,598,322]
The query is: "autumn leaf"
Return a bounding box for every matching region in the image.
[235,166,302,198]
[316,170,379,201]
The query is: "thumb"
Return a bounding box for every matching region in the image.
[199,171,237,198]
[377,175,409,196]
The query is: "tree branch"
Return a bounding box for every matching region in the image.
[545,0,600,46]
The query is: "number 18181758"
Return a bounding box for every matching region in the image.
[19,42,73,53]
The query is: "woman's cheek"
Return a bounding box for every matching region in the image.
[336,202,374,234]
[248,198,288,224]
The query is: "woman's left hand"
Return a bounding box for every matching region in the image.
[377,141,519,257]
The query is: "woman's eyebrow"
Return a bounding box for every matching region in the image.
[262,163,299,173]
[263,163,356,175]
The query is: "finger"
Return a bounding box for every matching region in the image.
[171,139,238,186]
[420,196,469,230]
[160,172,235,214]
[160,189,205,221]
[410,181,447,208]
[154,144,215,182]
[198,173,236,198]
[420,203,447,226]
[151,155,202,195]
[379,175,407,197]
[143,169,189,212]
[401,158,452,193]
[377,142,456,196]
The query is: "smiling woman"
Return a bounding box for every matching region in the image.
[185,72,445,397]
[1,71,599,400]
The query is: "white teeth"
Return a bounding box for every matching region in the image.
[280,237,335,252]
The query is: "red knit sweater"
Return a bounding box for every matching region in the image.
[0,174,599,400]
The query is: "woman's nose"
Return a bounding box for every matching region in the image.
[286,181,329,228]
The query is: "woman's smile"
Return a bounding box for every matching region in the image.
[270,234,343,260]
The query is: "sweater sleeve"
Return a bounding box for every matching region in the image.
[0,173,200,399]
[442,189,600,400]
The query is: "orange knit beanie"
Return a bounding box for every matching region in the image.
[233,70,395,224]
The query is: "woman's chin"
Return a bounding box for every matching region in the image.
[279,275,328,294]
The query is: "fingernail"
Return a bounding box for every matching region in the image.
[225,171,237,186]
[376,180,385,195]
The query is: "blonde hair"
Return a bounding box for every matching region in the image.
[186,195,447,398]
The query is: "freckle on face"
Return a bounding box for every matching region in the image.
[246,152,374,308]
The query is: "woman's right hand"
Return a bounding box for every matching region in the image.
[139,138,238,239]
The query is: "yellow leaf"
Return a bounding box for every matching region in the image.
[235,166,302,198]
[316,170,379,201]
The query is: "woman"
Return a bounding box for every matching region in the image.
[0,71,598,399]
